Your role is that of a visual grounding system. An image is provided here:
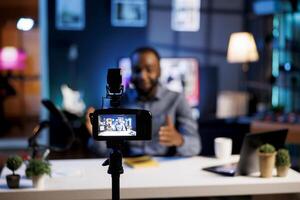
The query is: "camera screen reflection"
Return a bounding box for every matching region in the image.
[98,114,136,136]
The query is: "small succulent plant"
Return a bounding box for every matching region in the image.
[276,149,291,167]
[26,159,51,178]
[259,143,276,154]
[6,155,23,175]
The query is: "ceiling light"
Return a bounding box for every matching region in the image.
[17,18,34,31]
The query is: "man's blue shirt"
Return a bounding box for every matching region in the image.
[89,84,201,156]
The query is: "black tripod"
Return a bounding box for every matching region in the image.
[93,68,151,200]
[102,141,124,200]
[103,68,125,200]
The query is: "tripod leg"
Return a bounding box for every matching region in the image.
[112,173,120,200]
[106,142,124,200]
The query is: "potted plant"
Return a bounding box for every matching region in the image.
[5,155,23,188]
[276,148,291,177]
[25,159,51,189]
[258,143,276,178]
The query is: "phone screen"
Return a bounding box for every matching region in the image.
[98,114,136,136]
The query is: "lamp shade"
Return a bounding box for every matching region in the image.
[0,46,26,70]
[227,32,259,63]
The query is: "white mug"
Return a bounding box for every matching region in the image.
[214,137,232,160]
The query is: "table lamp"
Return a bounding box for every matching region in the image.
[227,32,259,72]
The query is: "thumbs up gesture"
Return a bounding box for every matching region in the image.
[159,115,184,147]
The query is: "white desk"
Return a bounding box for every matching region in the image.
[1,156,300,200]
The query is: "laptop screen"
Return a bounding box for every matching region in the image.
[236,129,288,175]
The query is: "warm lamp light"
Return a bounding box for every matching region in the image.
[227,32,259,72]
[0,47,26,70]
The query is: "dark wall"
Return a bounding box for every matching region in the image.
[48,0,245,109]
[48,0,147,107]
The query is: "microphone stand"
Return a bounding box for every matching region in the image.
[28,100,76,159]
[28,121,49,159]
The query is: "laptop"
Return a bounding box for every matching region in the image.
[203,129,288,176]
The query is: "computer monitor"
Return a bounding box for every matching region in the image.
[118,57,200,107]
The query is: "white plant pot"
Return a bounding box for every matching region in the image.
[32,175,46,189]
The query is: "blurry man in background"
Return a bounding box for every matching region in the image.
[86,47,201,156]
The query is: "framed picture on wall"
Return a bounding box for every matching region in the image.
[160,58,200,107]
[171,0,201,32]
[56,0,85,30]
[111,0,147,27]
[118,57,200,107]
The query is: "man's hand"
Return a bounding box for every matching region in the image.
[159,115,184,147]
[85,107,95,136]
